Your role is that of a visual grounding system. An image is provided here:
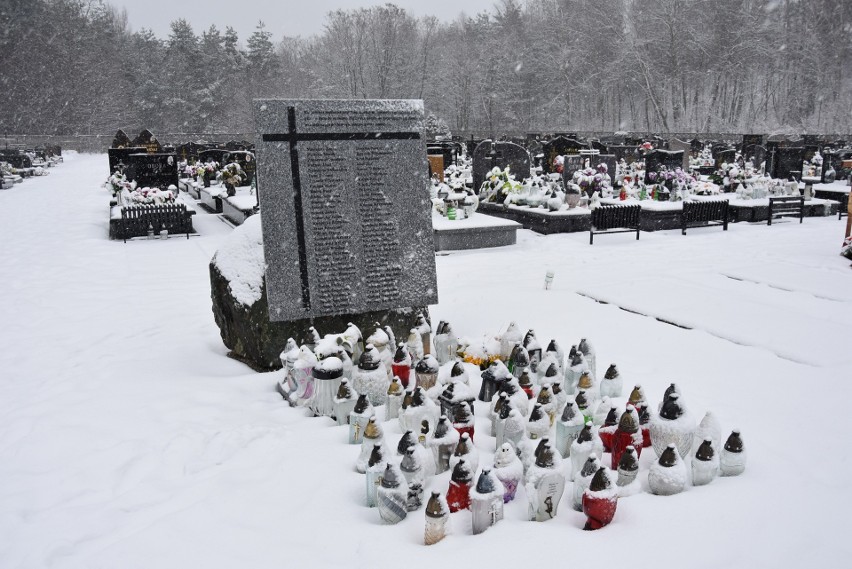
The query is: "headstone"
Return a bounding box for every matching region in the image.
[427,154,445,182]
[608,145,641,165]
[541,137,587,174]
[742,144,767,172]
[108,146,145,174]
[132,129,162,154]
[742,134,764,148]
[689,139,703,153]
[773,147,805,180]
[126,153,179,189]
[176,142,205,162]
[667,139,692,170]
[644,150,685,184]
[253,98,438,322]
[715,149,737,169]
[594,154,618,181]
[472,141,530,192]
[427,143,455,168]
[198,148,229,164]
[562,155,584,182]
[590,140,608,152]
[112,129,132,148]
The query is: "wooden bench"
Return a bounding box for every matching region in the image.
[590,204,641,244]
[682,200,729,235]
[767,196,804,225]
[114,204,195,242]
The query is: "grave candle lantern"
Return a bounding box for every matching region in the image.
[348,394,373,444]
[424,492,449,545]
[386,377,403,421]
[599,364,623,399]
[333,378,358,426]
[649,444,687,495]
[720,430,746,476]
[309,356,343,418]
[377,464,409,524]
[391,343,412,388]
[446,458,473,512]
[493,442,523,503]
[414,354,439,391]
[470,469,505,535]
[582,467,618,530]
[692,438,720,486]
[556,400,585,458]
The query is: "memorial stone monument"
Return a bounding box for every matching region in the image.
[471,141,530,193]
[253,99,438,323]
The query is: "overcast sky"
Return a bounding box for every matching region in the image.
[108,0,501,41]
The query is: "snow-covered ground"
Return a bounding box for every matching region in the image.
[1,153,851,568]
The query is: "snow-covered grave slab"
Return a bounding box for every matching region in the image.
[1,153,852,568]
[253,98,438,321]
[432,212,520,251]
[222,194,257,226]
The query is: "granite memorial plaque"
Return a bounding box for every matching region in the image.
[667,139,692,170]
[472,140,530,192]
[743,144,767,171]
[644,149,685,184]
[562,155,584,182]
[126,152,179,188]
[132,129,162,154]
[112,129,132,148]
[541,137,587,174]
[609,145,641,165]
[253,99,438,322]
[108,146,145,174]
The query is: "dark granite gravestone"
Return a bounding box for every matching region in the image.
[743,144,767,171]
[771,147,805,179]
[224,150,256,186]
[198,148,229,164]
[593,154,618,181]
[253,98,438,322]
[176,142,205,162]
[427,143,456,169]
[608,145,641,165]
[108,147,145,174]
[472,140,531,192]
[562,155,584,182]
[590,140,608,152]
[742,134,765,148]
[541,137,587,174]
[126,153,179,189]
[715,149,737,169]
[112,129,133,148]
[132,129,162,154]
[644,150,685,184]
[0,150,32,168]
[690,139,703,153]
[667,139,692,170]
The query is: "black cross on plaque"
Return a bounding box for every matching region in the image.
[261,106,422,311]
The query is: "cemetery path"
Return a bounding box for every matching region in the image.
[0,153,850,568]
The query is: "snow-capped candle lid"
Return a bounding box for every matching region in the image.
[513,345,530,368]
[659,393,683,420]
[400,446,420,473]
[415,312,431,334]
[561,401,579,422]
[588,467,612,492]
[551,381,563,396]
[695,439,715,461]
[335,378,355,400]
[604,364,619,380]
[568,345,578,360]
[546,339,560,354]
[529,403,546,424]
[493,443,517,469]
[724,430,744,453]
[518,369,533,390]
[629,384,645,407]
[475,469,496,494]
[663,383,680,402]
[617,408,639,433]
[366,325,389,348]
[381,464,401,488]
[364,416,382,440]
[604,406,619,427]
[576,424,593,444]
[411,387,427,407]
[398,431,416,455]
[454,402,473,424]
[454,432,472,456]
[394,343,410,363]
[618,446,639,472]
[312,356,343,380]
[415,354,439,374]
[570,351,584,367]
[659,444,679,467]
[578,338,593,355]
[367,444,385,468]
[534,441,556,468]
[536,385,552,405]
[575,390,589,410]
[353,393,371,415]
[450,458,473,483]
[580,455,600,478]
[433,416,450,439]
[358,344,381,371]
[523,329,540,351]
[451,361,465,378]
[578,371,593,390]
[425,491,448,518]
[544,363,559,379]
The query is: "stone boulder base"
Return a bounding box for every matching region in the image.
[210,262,426,371]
